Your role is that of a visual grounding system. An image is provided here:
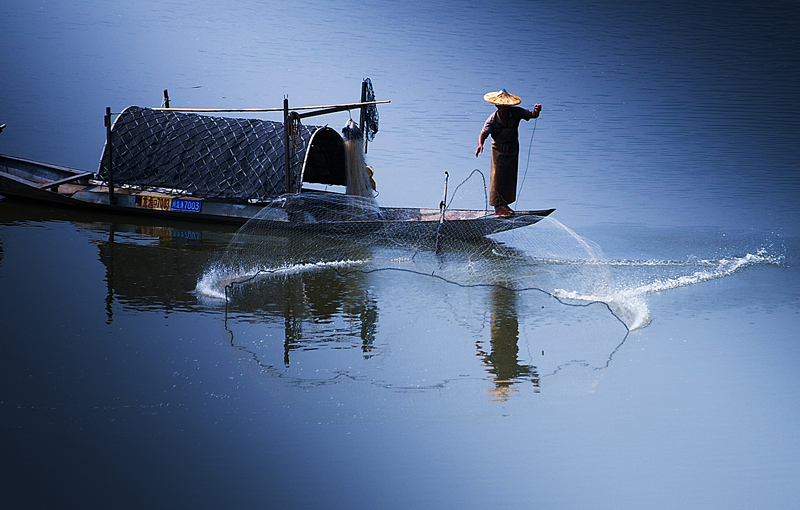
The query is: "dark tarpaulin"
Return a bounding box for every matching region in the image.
[97,106,346,202]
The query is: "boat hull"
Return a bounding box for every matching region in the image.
[1,153,554,239]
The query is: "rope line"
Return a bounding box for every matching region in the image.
[223,264,632,333]
[446,168,489,213]
[517,117,537,206]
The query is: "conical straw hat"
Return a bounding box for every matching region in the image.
[483,89,521,105]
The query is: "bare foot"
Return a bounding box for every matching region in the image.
[494,205,514,218]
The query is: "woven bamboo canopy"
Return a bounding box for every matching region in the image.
[98,106,349,202]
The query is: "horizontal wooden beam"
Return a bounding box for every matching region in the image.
[149,100,390,114]
[39,171,94,190]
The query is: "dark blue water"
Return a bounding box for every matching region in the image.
[1,1,799,508]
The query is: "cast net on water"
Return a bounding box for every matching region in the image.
[196,122,782,332]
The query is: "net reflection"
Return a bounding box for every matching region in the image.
[77,209,630,397]
[205,225,380,367]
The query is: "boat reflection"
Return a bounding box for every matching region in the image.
[90,216,382,366]
[94,222,235,321]
[0,199,630,398]
[226,267,379,367]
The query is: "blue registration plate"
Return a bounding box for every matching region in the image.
[136,195,202,213]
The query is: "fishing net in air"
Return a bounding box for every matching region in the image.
[194,123,784,398]
[196,125,645,331]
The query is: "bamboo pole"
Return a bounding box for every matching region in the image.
[435,172,449,255]
[104,107,115,204]
[360,80,368,154]
[284,97,291,194]
[149,100,389,113]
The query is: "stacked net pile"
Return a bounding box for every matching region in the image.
[97,106,344,202]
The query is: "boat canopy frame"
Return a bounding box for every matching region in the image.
[98,82,389,204]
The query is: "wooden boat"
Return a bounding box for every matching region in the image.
[0,83,553,241]
[0,153,554,240]
[0,152,275,223]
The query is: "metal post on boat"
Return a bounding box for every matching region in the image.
[104,107,116,204]
[163,89,170,108]
[435,171,449,255]
[283,96,292,193]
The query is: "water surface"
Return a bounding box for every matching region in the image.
[1,1,799,508]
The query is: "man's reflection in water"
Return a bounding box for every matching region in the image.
[283,275,305,366]
[478,285,540,400]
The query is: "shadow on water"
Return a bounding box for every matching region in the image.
[479,284,631,401]
[222,265,380,367]
[0,198,238,318]
[95,223,233,322]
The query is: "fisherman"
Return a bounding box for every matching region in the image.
[475,89,542,218]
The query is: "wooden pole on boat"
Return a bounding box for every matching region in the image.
[104,107,116,204]
[149,100,389,114]
[360,80,368,154]
[435,171,449,254]
[284,97,292,193]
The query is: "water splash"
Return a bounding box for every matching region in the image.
[195,198,781,331]
[550,248,782,330]
[197,259,367,301]
[487,218,783,330]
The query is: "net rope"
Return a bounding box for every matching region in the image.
[196,170,645,332]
